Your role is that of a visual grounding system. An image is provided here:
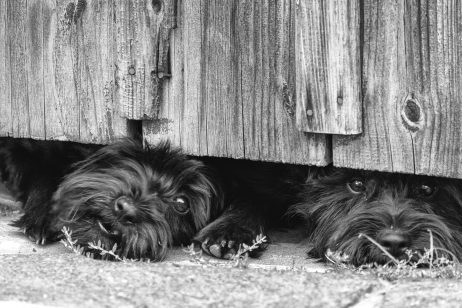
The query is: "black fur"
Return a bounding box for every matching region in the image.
[291,168,462,265]
[0,138,222,260]
[0,138,98,243]
[48,140,223,261]
[195,158,306,259]
[0,137,304,261]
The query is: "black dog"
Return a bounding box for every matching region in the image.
[0,138,303,261]
[291,168,462,265]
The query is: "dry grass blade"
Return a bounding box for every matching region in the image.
[428,229,434,270]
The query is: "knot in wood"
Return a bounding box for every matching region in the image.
[64,0,86,24]
[404,100,421,123]
[151,0,162,13]
[400,96,423,132]
[74,0,86,22]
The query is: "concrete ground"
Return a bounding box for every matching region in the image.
[2,196,462,307]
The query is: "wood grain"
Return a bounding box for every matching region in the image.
[0,0,12,136]
[296,0,362,135]
[26,0,46,138]
[0,0,128,143]
[8,0,31,137]
[116,0,176,120]
[334,0,462,178]
[144,0,331,165]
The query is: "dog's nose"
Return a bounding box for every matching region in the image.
[378,231,409,255]
[114,196,137,221]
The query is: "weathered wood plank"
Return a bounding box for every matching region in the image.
[26,0,46,138]
[334,0,462,178]
[142,0,184,148]
[116,0,176,120]
[49,0,126,143]
[75,0,125,142]
[8,0,31,137]
[42,0,64,140]
[144,0,331,165]
[203,0,244,157]
[47,0,81,140]
[0,0,128,143]
[0,0,13,136]
[295,0,362,135]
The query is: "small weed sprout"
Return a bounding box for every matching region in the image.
[231,234,267,268]
[60,226,135,262]
[60,226,93,258]
[183,244,212,265]
[87,241,125,262]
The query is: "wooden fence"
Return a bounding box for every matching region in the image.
[1,0,461,178]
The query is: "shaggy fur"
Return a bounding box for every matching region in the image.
[0,138,98,243]
[195,158,306,259]
[291,167,462,265]
[0,138,222,260]
[0,137,304,261]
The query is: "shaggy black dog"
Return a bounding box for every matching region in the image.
[0,138,303,261]
[291,168,462,265]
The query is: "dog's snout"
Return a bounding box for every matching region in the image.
[378,231,409,255]
[114,196,137,220]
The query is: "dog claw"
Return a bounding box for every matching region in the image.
[223,253,233,260]
[201,239,209,253]
[209,244,222,258]
[97,220,109,234]
[223,248,236,260]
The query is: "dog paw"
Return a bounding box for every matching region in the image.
[195,223,268,260]
[12,214,56,245]
[24,227,49,245]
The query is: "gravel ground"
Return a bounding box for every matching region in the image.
[2,203,462,307]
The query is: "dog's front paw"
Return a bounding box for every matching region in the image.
[12,213,56,245]
[195,217,268,260]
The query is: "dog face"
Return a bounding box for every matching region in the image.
[292,168,462,265]
[50,140,222,261]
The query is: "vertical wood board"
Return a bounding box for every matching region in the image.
[0,0,13,136]
[296,0,362,135]
[116,0,176,120]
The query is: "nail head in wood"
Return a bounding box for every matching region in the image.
[128,66,136,76]
[306,109,313,117]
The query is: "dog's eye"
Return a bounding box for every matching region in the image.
[418,184,435,197]
[347,179,366,194]
[172,197,190,214]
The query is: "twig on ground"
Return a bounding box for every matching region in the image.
[87,241,126,262]
[231,234,267,268]
[60,226,131,262]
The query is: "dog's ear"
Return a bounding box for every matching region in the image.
[305,164,335,184]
